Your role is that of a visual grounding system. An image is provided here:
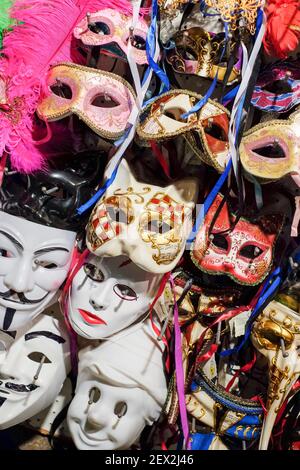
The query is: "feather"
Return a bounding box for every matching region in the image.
[0,0,148,173]
[264,0,300,58]
[0,0,14,49]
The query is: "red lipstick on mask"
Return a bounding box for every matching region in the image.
[78,309,107,325]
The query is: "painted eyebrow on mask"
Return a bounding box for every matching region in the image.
[0,230,23,251]
[24,331,65,344]
[34,247,70,256]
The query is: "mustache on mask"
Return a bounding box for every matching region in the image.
[0,289,49,304]
[0,381,39,393]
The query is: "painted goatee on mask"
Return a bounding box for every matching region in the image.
[0,313,70,429]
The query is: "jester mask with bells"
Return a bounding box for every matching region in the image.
[86,159,199,274]
[251,300,300,450]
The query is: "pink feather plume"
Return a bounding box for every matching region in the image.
[0,0,148,173]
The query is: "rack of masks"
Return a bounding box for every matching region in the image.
[0,0,299,451]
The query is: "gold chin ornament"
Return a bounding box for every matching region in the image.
[251,299,300,450]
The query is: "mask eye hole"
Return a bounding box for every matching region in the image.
[263,79,292,94]
[163,107,187,122]
[239,245,263,260]
[34,260,58,269]
[27,352,51,364]
[50,82,73,99]
[106,205,131,224]
[146,219,173,234]
[84,263,105,282]
[210,233,228,251]
[177,46,197,61]
[204,120,227,141]
[114,401,127,418]
[89,387,101,403]
[88,21,110,35]
[131,34,146,50]
[0,249,14,258]
[254,144,285,159]
[113,284,137,301]
[91,94,120,108]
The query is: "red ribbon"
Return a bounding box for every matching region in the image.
[150,141,171,178]
[225,351,257,392]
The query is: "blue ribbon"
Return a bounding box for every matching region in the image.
[220,267,282,357]
[187,159,232,244]
[222,84,240,105]
[77,164,120,215]
[145,0,170,91]
[255,8,263,40]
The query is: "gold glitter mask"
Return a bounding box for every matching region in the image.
[251,300,300,450]
[166,27,241,85]
[240,108,300,185]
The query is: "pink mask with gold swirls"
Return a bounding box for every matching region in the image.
[37,63,136,140]
[191,194,278,286]
[74,9,149,65]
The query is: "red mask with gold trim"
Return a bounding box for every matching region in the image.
[190,194,278,286]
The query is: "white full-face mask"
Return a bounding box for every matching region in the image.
[69,254,162,339]
[0,211,76,331]
[0,313,71,429]
[67,319,167,450]
[86,160,199,274]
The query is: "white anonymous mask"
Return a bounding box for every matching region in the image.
[0,211,76,331]
[86,159,199,274]
[69,254,162,339]
[67,319,167,449]
[251,300,300,450]
[0,313,71,429]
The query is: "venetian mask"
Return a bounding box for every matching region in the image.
[136,90,230,173]
[0,313,70,429]
[240,108,300,185]
[166,28,241,85]
[86,159,198,274]
[251,300,300,450]
[251,61,300,113]
[68,254,162,339]
[37,63,136,140]
[67,319,167,450]
[187,370,263,450]
[0,211,75,331]
[74,9,148,65]
[191,194,278,286]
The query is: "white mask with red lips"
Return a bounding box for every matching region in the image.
[0,211,76,331]
[0,313,70,429]
[68,254,162,339]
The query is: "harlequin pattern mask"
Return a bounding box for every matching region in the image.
[240,108,300,184]
[191,194,278,286]
[74,9,149,65]
[86,160,199,274]
[251,300,300,450]
[136,90,230,172]
[251,61,300,113]
[166,28,242,85]
[37,63,136,140]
